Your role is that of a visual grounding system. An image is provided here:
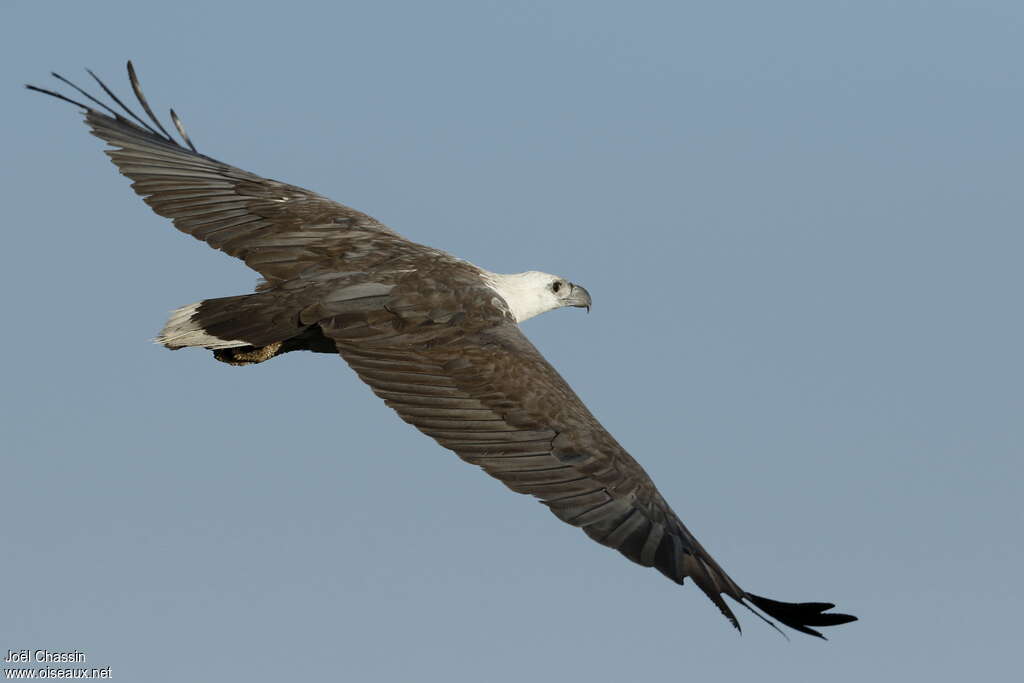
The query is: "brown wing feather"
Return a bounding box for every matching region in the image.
[322,306,747,629]
[32,64,408,286]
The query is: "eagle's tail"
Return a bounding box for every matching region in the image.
[157,297,253,350]
[156,292,318,365]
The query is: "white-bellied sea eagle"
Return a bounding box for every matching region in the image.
[28,62,857,639]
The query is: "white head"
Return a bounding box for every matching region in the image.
[482,270,592,323]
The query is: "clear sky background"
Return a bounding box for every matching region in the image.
[2,1,1021,680]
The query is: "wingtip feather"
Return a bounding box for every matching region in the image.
[744,592,857,640]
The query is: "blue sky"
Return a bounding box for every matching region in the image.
[3,1,1021,680]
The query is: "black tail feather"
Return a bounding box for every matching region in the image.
[743,592,858,640]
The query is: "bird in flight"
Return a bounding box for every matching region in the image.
[29,62,856,639]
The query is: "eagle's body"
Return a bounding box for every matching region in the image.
[29,63,856,639]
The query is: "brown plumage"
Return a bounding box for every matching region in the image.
[28,62,857,639]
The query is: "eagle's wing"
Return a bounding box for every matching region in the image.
[322,306,857,638]
[29,63,406,286]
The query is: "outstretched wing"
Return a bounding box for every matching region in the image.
[28,62,407,285]
[321,302,856,637]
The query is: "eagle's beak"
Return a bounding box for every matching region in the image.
[567,283,592,313]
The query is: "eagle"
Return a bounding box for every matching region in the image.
[29,62,856,639]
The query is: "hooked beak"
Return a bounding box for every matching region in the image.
[566,283,592,313]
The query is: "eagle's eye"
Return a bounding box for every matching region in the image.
[552,281,563,293]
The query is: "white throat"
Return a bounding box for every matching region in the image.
[481,270,560,323]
